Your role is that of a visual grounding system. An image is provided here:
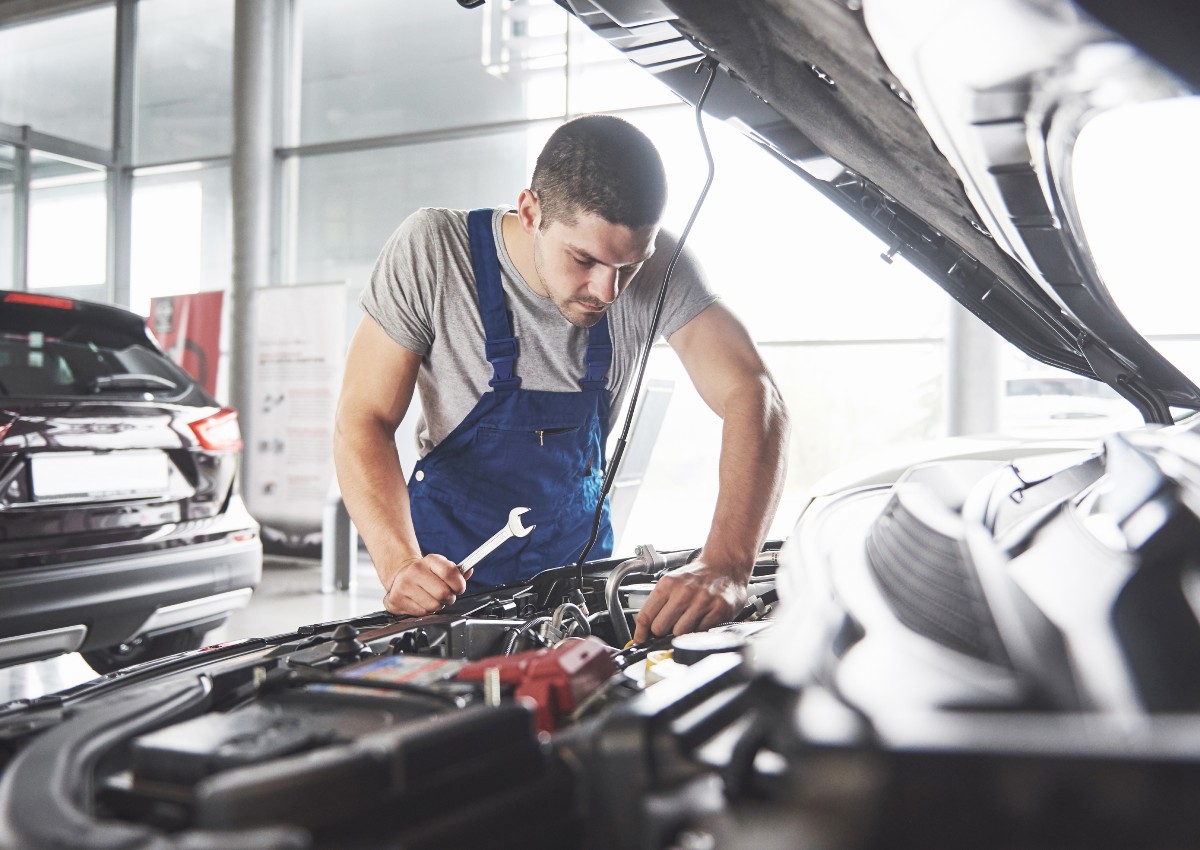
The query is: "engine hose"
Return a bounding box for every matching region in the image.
[605,545,696,647]
[503,616,553,655]
[552,602,591,638]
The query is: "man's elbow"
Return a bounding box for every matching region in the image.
[331,410,357,475]
[332,405,395,467]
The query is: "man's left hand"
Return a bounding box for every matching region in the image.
[632,559,749,644]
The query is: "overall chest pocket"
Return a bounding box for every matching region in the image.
[474,423,595,482]
[532,426,578,446]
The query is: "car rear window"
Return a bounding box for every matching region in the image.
[0,307,195,400]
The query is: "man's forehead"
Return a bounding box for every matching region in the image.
[552,214,658,265]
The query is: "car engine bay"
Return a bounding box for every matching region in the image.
[0,545,781,849]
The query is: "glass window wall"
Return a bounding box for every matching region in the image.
[284,126,531,287]
[997,346,1144,436]
[0,5,116,150]
[294,0,566,145]
[0,143,13,290]
[615,340,946,549]
[129,164,232,317]
[134,0,234,164]
[27,152,107,302]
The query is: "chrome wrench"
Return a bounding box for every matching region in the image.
[458,507,535,575]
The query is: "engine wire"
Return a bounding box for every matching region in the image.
[573,56,721,587]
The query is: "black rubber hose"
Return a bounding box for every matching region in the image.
[503,615,553,655]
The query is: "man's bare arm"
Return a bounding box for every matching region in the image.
[333,317,468,614]
[633,302,789,643]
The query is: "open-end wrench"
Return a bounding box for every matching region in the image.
[458,507,535,575]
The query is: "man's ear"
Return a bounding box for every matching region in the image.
[516,188,541,234]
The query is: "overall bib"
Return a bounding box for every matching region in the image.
[407,208,615,587]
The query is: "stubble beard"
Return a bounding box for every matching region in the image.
[532,239,607,329]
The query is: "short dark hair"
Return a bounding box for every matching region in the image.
[531,114,667,230]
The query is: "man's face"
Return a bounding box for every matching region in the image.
[530,210,657,328]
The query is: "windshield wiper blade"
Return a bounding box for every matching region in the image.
[87,373,179,393]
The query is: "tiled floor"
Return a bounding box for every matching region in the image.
[0,555,386,703]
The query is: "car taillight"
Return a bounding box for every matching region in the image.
[189,408,243,452]
[3,292,75,310]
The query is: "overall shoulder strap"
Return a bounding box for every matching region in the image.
[467,208,521,390]
[580,315,613,391]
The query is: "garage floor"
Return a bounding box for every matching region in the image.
[0,554,386,703]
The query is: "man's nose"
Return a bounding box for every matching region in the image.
[589,266,620,304]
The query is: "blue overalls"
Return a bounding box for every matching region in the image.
[407,208,615,587]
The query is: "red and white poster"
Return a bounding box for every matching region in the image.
[148,291,224,397]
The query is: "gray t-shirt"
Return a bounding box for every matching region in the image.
[360,206,718,457]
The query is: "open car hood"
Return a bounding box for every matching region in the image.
[562,0,1200,424]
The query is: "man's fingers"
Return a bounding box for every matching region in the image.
[696,605,731,634]
[383,555,465,615]
[670,598,716,637]
[428,557,469,595]
[632,563,747,643]
[655,592,724,639]
[649,594,690,640]
[634,578,690,643]
[387,581,440,615]
[633,586,666,644]
[384,590,424,616]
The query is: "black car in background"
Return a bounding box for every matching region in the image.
[0,290,261,673]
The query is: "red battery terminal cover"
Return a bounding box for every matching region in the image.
[456,636,617,732]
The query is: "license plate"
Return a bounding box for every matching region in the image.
[30,451,170,502]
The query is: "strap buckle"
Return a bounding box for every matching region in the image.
[486,337,521,390]
[580,340,612,390]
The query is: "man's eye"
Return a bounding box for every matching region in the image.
[575,257,594,267]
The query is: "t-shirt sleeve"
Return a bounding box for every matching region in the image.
[359,209,444,356]
[649,233,720,341]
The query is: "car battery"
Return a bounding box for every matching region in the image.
[324,653,467,688]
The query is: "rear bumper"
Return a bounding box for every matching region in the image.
[0,534,262,665]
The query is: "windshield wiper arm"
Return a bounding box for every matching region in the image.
[87,374,179,393]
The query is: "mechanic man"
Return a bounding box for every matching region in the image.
[334,114,789,644]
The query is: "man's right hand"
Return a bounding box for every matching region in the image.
[382,554,472,616]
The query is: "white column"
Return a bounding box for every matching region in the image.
[945,300,1002,436]
[231,0,277,471]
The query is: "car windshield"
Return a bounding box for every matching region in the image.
[0,332,190,399]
